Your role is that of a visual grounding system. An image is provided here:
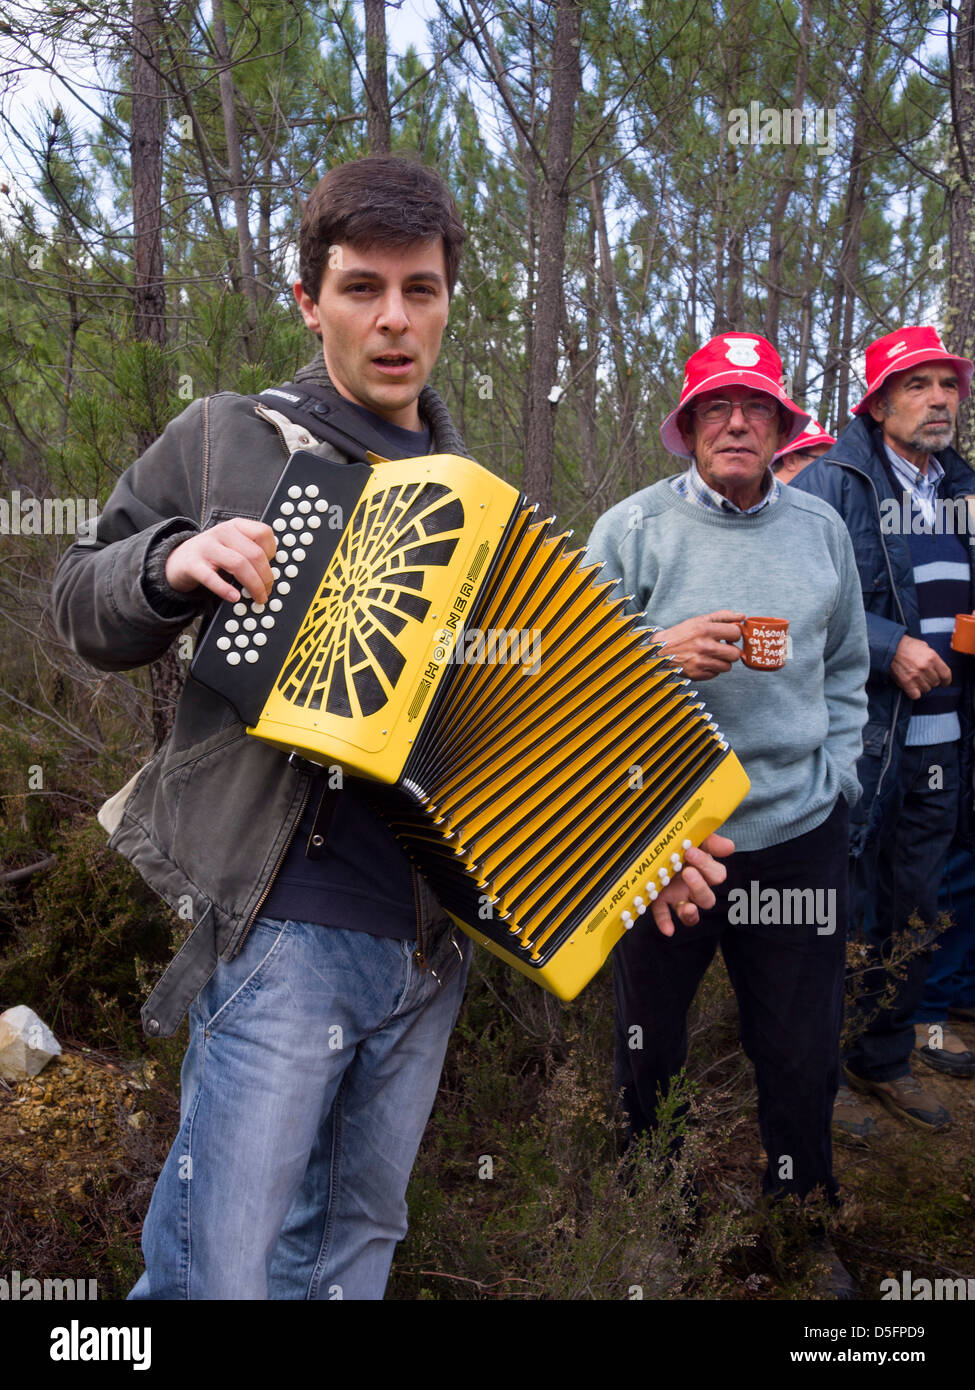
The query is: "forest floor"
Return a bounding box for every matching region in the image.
[1,972,973,1302]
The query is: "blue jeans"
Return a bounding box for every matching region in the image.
[128,916,471,1300]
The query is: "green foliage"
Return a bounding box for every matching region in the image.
[0,818,177,1046]
[387,955,750,1299]
[0,0,971,1303]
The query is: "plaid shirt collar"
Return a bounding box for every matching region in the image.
[671,459,780,515]
[883,443,944,528]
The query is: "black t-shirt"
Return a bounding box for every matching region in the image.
[261,406,432,940]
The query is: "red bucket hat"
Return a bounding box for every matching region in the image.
[660,333,811,459]
[853,326,974,416]
[773,419,835,460]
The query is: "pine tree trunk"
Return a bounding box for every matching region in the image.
[131,0,166,351]
[587,156,639,499]
[820,3,876,425]
[764,0,811,347]
[131,0,184,747]
[365,0,391,153]
[211,0,259,349]
[947,0,975,463]
[523,0,582,511]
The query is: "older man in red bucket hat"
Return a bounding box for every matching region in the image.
[587,333,869,1291]
[793,326,975,1139]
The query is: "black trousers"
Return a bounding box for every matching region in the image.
[613,799,849,1201]
[846,741,960,1081]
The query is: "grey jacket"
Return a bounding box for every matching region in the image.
[50,356,468,1036]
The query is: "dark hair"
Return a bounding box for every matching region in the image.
[298,155,466,302]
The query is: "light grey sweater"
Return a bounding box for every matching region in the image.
[585,480,870,851]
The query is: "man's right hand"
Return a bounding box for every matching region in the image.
[165,518,278,605]
[655,610,746,680]
[889,634,952,699]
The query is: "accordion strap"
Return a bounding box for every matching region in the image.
[255,381,418,463]
[252,383,426,862]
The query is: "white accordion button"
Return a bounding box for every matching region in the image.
[621,910,634,929]
[216,637,230,650]
[277,582,291,595]
[308,516,322,528]
[244,650,259,663]
[270,567,280,580]
[275,551,288,564]
[243,618,257,630]
[670,853,682,866]
[251,603,265,614]
[285,565,298,578]
[254,633,267,646]
[260,616,275,628]
[233,603,247,616]
[682,839,692,850]
[282,533,296,546]
[280,501,294,515]
[292,548,306,562]
[305,484,319,497]
[635,897,646,914]
[234,635,248,647]
[225,620,239,633]
[226,651,241,665]
[273,518,286,532]
[299,532,313,546]
[288,485,302,498]
[269,599,283,612]
[314,500,328,512]
[297,500,312,514]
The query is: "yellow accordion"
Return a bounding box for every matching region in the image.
[191,451,749,998]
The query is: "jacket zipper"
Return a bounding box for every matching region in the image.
[832,458,932,822]
[411,865,426,969]
[232,404,414,960]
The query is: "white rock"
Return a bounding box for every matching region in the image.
[0,1005,62,1082]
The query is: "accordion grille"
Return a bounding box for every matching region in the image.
[383,503,731,964]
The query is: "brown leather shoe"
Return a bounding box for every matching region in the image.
[831,1084,878,1144]
[914,1022,975,1079]
[843,1066,951,1132]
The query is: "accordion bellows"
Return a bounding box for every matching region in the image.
[192,452,750,998]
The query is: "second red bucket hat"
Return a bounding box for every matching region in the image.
[853,326,974,416]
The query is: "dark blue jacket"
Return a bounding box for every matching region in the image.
[791,414,975,857]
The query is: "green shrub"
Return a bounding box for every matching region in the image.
[0,818,178,1048]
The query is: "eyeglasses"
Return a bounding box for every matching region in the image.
[690,398,779,424]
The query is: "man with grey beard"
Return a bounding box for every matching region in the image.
[793,327,975,1138]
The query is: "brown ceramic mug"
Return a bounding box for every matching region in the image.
[951,613,975,655]
[738,616,789,670]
